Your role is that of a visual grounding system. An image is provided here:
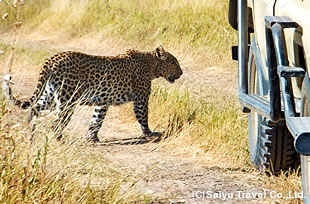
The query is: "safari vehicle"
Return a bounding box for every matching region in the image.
[229,0,310,202]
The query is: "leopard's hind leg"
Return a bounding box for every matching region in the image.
[51,89,78,141]
[29,80,56,142]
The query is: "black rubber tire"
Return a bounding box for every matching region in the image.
[300,73,310,201]
[247,37,298,174]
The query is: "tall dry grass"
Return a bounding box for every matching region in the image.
[148,86,250,164]
[0,94,144,203]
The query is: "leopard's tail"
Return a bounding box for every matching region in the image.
[1,74,26,108]
[13,95,34,109]
[5,68,52,110]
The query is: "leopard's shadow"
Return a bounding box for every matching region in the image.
[97,135,162,146]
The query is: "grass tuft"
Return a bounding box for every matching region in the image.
[0,94,140,203]
[149,85,250,165]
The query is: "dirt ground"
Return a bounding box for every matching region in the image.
[0,32,284,203]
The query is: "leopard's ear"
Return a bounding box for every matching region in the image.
[155,45,167,60]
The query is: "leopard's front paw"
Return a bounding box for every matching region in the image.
[143,131,162,137]
[150,131,162,137]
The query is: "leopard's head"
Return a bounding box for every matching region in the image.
[154,46,183,83]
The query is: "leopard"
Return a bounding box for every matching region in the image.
[16,45,183,142]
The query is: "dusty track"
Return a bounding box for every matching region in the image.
[0,32,274,203]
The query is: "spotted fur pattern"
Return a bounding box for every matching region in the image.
[19,46,183,142]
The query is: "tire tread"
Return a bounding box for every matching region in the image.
[256,120,298,173]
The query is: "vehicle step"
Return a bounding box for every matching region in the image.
[231,45,250,61]
[239,93,270,118]
[265,16,299,28]
[286,117,310,155]
[278,66,305,78]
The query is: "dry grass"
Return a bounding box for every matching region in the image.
[148,86,249,165]
[0,96,145,203]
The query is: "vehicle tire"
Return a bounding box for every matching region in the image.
[247,37,298,174]
[300,73,310,202]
